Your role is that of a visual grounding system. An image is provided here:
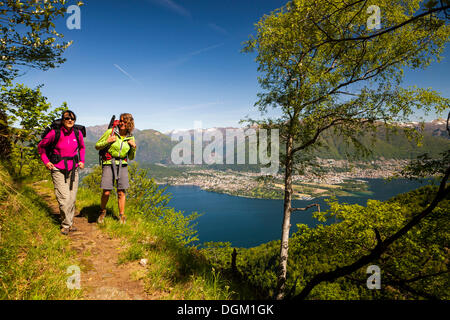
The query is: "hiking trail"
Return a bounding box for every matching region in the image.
[34,185,161,300]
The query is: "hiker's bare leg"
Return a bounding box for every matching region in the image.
[117,190,125,215]
[101,190,111,211]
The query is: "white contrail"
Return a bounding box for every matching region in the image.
[113,64,143,86]
[188,43,224,56]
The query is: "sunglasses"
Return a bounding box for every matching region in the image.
[64,117,75,121]
[119,119,128,124]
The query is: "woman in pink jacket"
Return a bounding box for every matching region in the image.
[38,110,85,235]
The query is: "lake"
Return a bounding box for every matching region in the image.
[163,178,434,248]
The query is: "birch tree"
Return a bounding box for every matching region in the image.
[243,0,450,299]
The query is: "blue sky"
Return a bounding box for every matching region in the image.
[15,0,450,132]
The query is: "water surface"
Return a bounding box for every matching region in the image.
[164,178,433,248]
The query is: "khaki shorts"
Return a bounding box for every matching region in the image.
[100,164,130,190]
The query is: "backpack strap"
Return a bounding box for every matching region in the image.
[67,127,81,190]
[47,128,62,164]
[73,127,81,163]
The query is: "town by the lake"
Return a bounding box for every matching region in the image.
[155,158,411,200]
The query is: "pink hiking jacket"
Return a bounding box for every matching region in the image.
[38,126,86,171]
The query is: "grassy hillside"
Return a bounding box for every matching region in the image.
[134,129,176,164]
[0,163,82,299]
[0,161,250,300]
[84,140,99,168]
[2,157,448,300]
[76,164,252,299]
[84,127,176,167]
[139,163,187,180]
[316,128,450,160]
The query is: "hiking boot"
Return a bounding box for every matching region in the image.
[97,210,106,224]
[119,214,126,225]
[61,227,69,235]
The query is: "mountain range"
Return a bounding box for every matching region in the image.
[83,119,450,168]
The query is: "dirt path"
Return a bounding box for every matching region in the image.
[35,186,157,300]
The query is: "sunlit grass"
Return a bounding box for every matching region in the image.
[0,167,83,300]
[66,170,237,300]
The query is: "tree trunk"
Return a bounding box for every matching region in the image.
[275,133,294,300]
[0,110,11,160]
[231,248,238,274]
[18,147,23,176]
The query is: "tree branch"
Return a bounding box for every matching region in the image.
[308,4,450,54]
[344,273,441,300]
[293,166,450,300]
[327,5,450,43]
[373,228,382,246]
[291,203,320,213]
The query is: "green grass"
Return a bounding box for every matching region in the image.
[74,180,242,300]
[0,161,257,300]
[0,165,83,300]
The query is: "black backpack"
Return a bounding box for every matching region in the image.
[41,119,86,164]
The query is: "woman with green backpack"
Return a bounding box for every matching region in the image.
[95,113,137,224]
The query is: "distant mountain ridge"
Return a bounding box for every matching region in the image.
[422,119,449,138]
[84,119,449,167]
[84,125,173,165]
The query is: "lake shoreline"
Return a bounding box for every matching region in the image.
[164,178,434,248]
[156,178,374,200]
